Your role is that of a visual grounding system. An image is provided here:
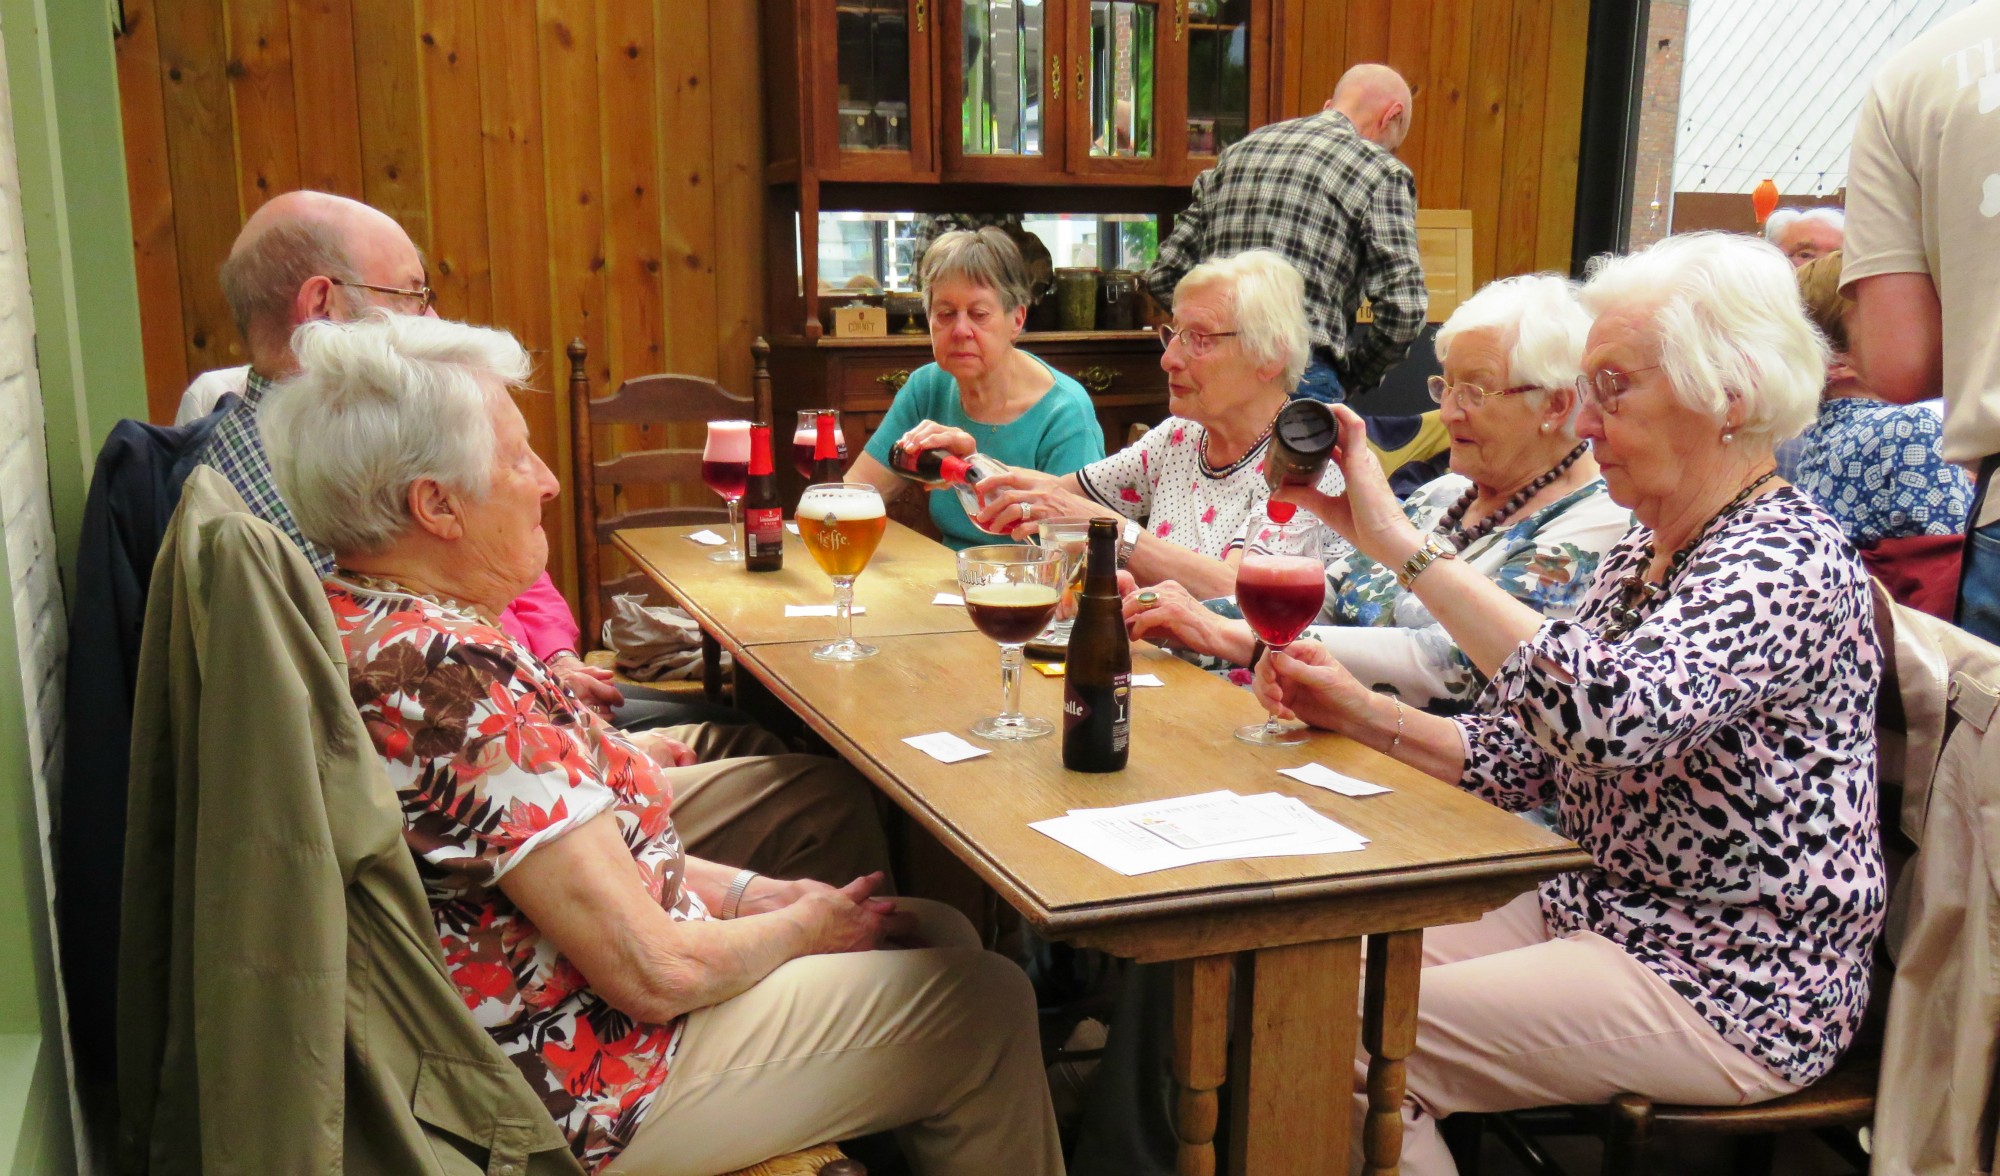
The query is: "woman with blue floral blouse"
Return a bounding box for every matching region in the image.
[1127,273,1629,712]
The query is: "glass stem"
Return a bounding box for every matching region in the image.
[833,578,856,646]
[999,643,1025,721]
[727,497,743,551]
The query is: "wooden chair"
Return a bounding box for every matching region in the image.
[568,337,771,698]
[720,1143,863,1176]
[1452,592,1911,1176]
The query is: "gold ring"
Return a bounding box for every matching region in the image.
[1135,590,1159,608]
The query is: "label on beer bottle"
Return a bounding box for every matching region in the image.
[745,506,783,557]
[1062,674,1131,767]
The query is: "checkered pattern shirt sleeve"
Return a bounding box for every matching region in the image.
[198,371,337,577]
[1143,112,1427,389]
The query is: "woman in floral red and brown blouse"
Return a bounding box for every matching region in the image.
[263,312,1063,1176]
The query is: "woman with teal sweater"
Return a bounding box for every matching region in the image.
[848,228,1105,549]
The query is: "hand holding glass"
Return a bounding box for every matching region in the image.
[957,545,1065,740]
[1233,514,1325,745]
[798,483,888,661]
[701,420,752,563]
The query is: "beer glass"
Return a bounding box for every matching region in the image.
[1233,513,1325,745]
[797,482,889,662]
[957,544,1065,740]
[793,409,846,481]
[1032,516,1094,648]
[701,420,752,563]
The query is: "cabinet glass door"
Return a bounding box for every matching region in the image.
[1185,0,1252,157]
[1066,0,1181,177]
[820,0,936,179]
[949,0,1065,177]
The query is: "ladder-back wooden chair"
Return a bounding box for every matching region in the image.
[568,337,771,698]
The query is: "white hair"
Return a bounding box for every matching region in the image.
[1763,206,1844,243]
[1580,232,1825,445]
[1174,250,1311,390]
[261,313,533,556]
[1434,273,1592,432]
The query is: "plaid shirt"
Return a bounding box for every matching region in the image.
[1148,111,1426,391]
[199,369,336,576]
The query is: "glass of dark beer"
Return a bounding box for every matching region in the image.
[798,482,889,661]
[956,544,1065,740]
[1233,510,1325,745]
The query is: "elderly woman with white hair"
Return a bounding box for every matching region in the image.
[962,249,1341,599]
[1123,273,1629,711]
[261,313,1062,1176]
[1256,232,1885,1173]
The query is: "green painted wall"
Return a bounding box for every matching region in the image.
[0,0,149,1170]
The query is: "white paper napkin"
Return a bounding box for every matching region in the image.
[903,732,991,763]
[686,529,727,546]
[785,604,868,618]
[784,521,800,535]
[933,592,964,606]
[1130,674,1165,687]
[1280,762,1392,797]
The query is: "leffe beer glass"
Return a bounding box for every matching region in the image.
[797,482,889,661]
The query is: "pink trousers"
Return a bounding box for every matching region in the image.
[1360,890,1800,1175]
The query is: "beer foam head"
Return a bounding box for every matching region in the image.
[794,425,844,443]
[798,484,885,520]
[704,419,751,461]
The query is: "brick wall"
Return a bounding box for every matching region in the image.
[1628,0,1689,248]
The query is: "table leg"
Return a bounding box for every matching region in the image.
[1171,955,1231,1176]
[1230,937,1362,1175]
[701,631,723,700]
[1361,930,1424,1176]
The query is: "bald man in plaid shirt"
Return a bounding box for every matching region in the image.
[1147,64,1426,404]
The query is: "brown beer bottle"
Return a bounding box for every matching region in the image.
[811,411,845,484]
[744,423,783,572]
[1062,518,1131,772]
[1264,398,1339,496]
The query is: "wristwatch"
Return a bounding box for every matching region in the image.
[1395,532,1457,591]
[1115,518,1142,569]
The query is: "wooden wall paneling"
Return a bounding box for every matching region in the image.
[1298,0,1345,119]
[1535,0,1590,274]
[226,0,303,217]
[540,0,606,598]
[1344,0,1391,66]
[1416,0,1473,210]
[658,0,719,380]
[600,0,670,518]
[1384,0,1432,188]
[476,0,569,593]
[1493,0,1551,281]
[352,0,431,249]
[114,0,193,420]
[155,0,247,381]
[417,0,493,324]
[709,0,765,404]
[1459,0,1512,287]
[1271,0,1303,118]
[287,0,366,195]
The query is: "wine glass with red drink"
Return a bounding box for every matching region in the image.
[957,544,1065,740]
[1233,506,1325,745]
[701,419,752,563]
[793,410,847,481]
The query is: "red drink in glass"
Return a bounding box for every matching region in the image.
[700,459,749,500]
[792,410,846,480]
[1234,554,1324,647]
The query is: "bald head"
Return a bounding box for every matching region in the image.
[1326,64,1413,153]
[222,190,429,376]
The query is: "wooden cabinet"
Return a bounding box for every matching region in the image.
[765,0,941,184]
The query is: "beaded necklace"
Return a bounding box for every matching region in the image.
[1433,442,1589,552]
[1600,469,1779,643]
[1203,403,1284,477]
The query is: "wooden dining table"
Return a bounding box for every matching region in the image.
[617,522,1591,1176]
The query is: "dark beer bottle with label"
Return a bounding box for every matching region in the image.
[744,423,783,572]
[811,411,845,485]
[1062,518,1131,772]
[1264,399,1339,495]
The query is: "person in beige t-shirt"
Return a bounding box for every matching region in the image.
[1842,0,2000,644]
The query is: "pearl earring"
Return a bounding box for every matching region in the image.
[1540,422,1552,434]
[1721,430,1735,445]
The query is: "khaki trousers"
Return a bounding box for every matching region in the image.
[607,899,1064,1176]
[658,723,894,890]
[1363,890,1799,1176]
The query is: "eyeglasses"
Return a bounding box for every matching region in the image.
[1426,376,1540,408]
[1157,324,1239,358]
[1573,365,1662,415]
[332,277,436,313]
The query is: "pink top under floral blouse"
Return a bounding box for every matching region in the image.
[328,577,705,1172]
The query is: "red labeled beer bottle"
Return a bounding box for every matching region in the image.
[811,411,845,485]
[1062,518,1131,772]
[744,423,783,572]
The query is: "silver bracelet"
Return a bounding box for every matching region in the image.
[721,869,759,919]
[1388,698,1405,755]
